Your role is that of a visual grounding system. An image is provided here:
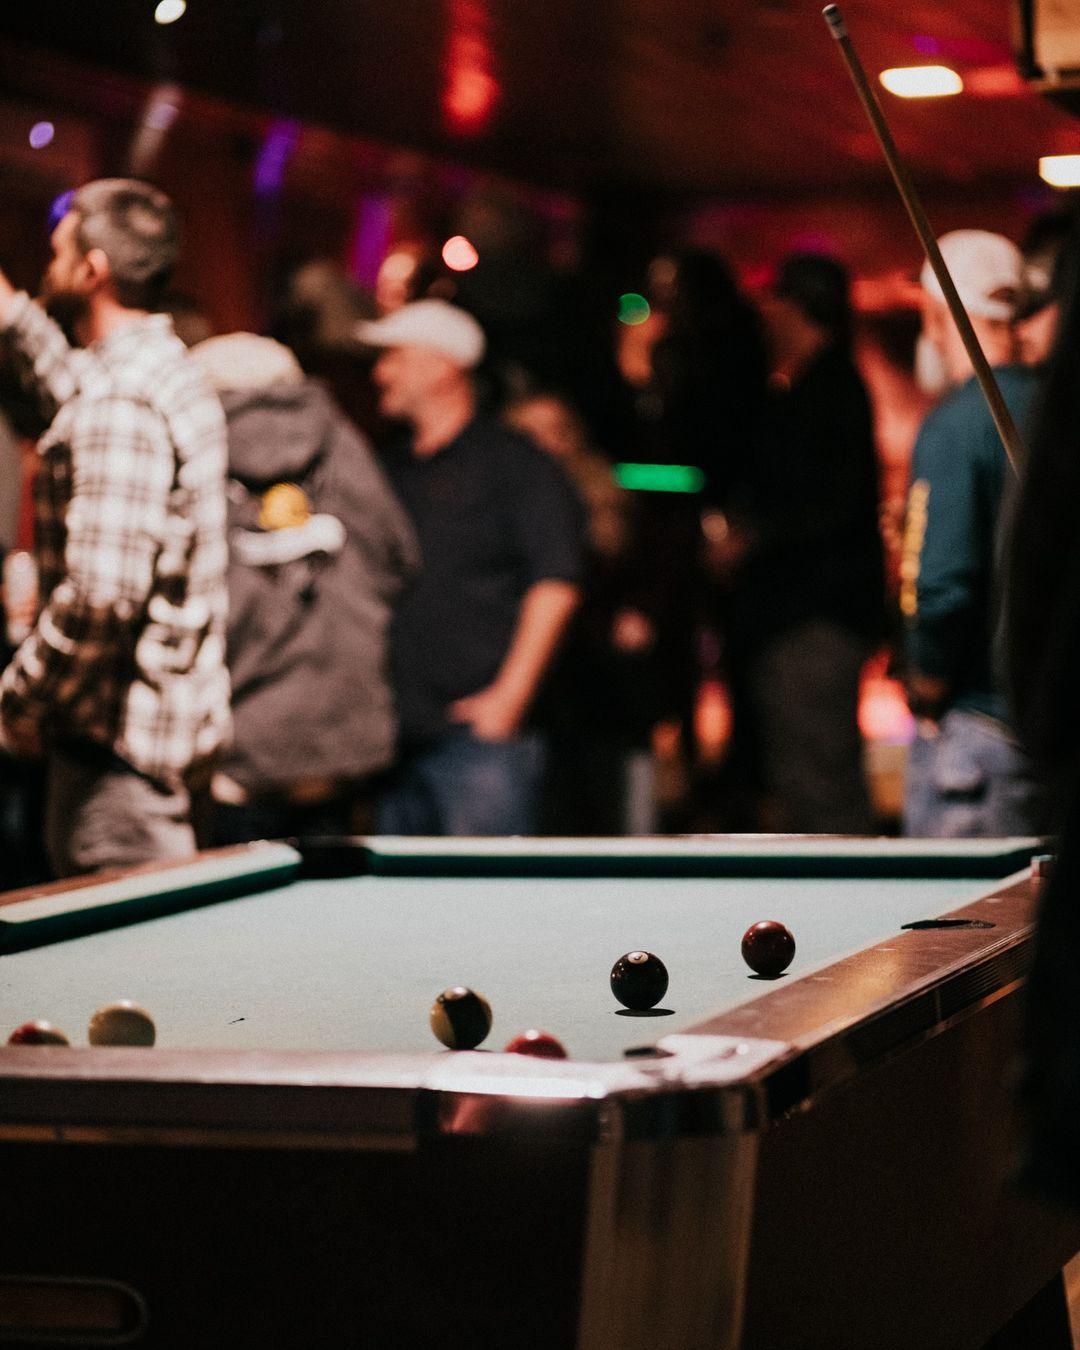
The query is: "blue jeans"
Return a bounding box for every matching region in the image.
[903,707,1046,838]
[376,728,546,836]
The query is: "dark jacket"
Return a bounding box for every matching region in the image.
[730,345,886,652]
[222,379,419,790]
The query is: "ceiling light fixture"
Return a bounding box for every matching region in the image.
[154,0,187,25]
[879,66,963,98]
[1040,155,1080,188]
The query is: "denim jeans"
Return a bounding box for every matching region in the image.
[903,707,1046,838]
[376,728,546,836]
[746,621,876,834]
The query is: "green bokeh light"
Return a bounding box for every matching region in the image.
[617,292,651,326]
[613,463,705,494]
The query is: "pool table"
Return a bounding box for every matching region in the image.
[0,835,1076,1350]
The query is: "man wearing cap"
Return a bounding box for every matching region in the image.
[1016,209,1071,369]
[358,299,584,835]
[902,229,1045,836]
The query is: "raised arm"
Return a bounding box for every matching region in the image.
[0,271,86,423]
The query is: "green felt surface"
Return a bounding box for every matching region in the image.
[0,873,1014,1061]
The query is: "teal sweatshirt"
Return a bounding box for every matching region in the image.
[901,365,1036,723]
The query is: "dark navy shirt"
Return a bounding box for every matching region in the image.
[383,417,586,743]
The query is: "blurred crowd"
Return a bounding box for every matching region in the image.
[0,178,1074,884]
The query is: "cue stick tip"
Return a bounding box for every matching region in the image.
[822,5,847,39]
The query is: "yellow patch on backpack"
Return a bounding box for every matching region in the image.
[259,483,311,531]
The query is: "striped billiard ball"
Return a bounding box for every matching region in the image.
[430,987,493,1050]
[88,1001,156,1047]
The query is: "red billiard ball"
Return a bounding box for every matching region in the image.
[610,951,669,1010]
[741,921,796,978]
[504,1030,568,1059]
[7,1020,70,1046]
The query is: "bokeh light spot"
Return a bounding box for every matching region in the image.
[617,293,651,326]
[29,122,54,150]
[154,0,187,25]
[442,235,479,272]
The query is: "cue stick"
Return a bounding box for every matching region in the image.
[822,4,1025,474]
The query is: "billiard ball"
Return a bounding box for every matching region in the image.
[504,1029,568,1059]
[88,1001,156,1047]
[610,951,669,1010]
[430,986,492,1050]
[7,1020,69,1046]
[742,921,796,977]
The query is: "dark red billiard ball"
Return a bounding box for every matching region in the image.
[429,986,493,1050]
[741,921,796,977]
[7,1020,69,1046]
[504,1029,568,1059]
[610,951,669,1010]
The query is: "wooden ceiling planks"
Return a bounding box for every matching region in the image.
[0,0,1075,195]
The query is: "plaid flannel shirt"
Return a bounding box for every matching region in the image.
[0,294,231,786]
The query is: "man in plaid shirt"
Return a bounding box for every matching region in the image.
[0,179,230,875]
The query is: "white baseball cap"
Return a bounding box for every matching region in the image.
[356,299,486,368]
[920,230,1024,322]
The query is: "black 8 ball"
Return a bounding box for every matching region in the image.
[610,951,669,1010]
[742,921,796,977]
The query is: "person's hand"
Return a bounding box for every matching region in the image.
[904,671,950,721]
[2,556,39,647]
[449,685,524,742]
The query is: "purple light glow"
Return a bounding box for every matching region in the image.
[349,195,393,288]
[48,190,74,231]
[912,36,940,55]
[29,121,54,150]
[253,120,301,197]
